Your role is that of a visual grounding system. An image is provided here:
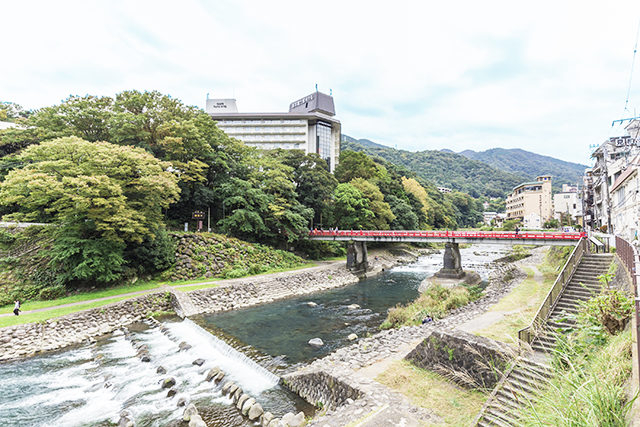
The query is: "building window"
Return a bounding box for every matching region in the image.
[316,122,332,168]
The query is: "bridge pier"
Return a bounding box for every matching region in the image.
[347,241,368,272]
[435,242,465,279]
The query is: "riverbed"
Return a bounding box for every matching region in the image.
[0,244,510,426]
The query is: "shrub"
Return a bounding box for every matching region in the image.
[37,285,67,300]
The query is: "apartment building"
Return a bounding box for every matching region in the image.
[505,175,553,229]
[553,183,583,225]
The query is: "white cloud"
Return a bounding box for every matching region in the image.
[2,0,640,165]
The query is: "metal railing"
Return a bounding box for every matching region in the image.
[613,236,640,393]
[518,238,587,343]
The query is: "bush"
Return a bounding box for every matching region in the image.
[37,285,67,300]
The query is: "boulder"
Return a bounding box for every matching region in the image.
[267,419,283,427]
[228,384,239,396]
[177,397,187,407]
[183,403,198,421]
[248,403,264,421]
[348,333,358,341]
[233,388,244,402]
[192,358,205,366]
[156,366,167,374]
[236,393,250,410]
[188,414,207,427]
[140,355,151,362]
[308,338,324,347]
[118,416,134,427]
[286,412,306,427]
[214,371,225,382]
[221,381,233,395]
[205,367,220,381]
[167,388,177,398]
[306,302,317,307]
[347,304,360,310]
[241,397,256,416]
[261,411,274,426]
[178,341,192,351]
[162,377,176,389]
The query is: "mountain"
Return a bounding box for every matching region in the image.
[458,148,588,188]
[342,136,526,198]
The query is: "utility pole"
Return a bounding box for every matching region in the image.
[207,206,211,232]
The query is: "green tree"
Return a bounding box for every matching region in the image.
[332,183,374,229]
[386,195,419,229]
[0,137,180,285]
[334,150,386,183]
[350,178,395,229]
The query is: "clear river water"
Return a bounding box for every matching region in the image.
[0,244,510,427]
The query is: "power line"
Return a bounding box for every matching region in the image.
[622,17,640,117]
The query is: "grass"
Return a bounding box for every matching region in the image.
[376,360,487,426]
[474,266,553,343]
[0,261,318,327]
[0,296,135,328]
[516,329,634,426]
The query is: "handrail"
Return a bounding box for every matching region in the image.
[308,229,586,241]
[613,236,640,395]
[518,237,587,344]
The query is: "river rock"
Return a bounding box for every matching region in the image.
[214,371,225,382]
[267,419,283,427]
[162,377,176,389]
[286,411,306,427]
[306,302,317,307]
[140,355,151,362]
[205,367,220,381]
[241,397,256,415]
[156,366,166,374]
[308,338,324,347]
[249,402,264,420]
[348,333,358,341]
[261,411,274,426]
[233,387,244,402]
[188,414,206,427]
[167,388,177,398]
[192,358,205,366]
[118,416,134,427]
[228,384,239,396]
[347,304,360,310]
[236,393,250,409]
[183,403,198,421]
[221,381,233,395]
[178,341,192,351]
[177,397,187,407]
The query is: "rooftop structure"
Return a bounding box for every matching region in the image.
[206,91,341,172]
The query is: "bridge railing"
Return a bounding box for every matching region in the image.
[308,229,585,241]
[614,236,640,395]
[518,237,587,344]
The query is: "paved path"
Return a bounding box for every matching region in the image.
[0,260,345,318]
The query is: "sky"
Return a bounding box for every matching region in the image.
[3,1,640,165]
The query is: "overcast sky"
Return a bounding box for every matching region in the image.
[3,1,640,165]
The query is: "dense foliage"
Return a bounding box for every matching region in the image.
[0,91,486,295]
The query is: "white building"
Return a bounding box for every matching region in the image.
[207,91,341,172]
[483,211,498,225]
[609,155,640,241]
[553,184,582,224]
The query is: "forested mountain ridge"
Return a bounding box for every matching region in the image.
[459,148,588,189]
[342,137,524,198]
[342,135,588,196]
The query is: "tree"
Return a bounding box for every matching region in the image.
[386,195,419,230]
[0,137,180,285]
[332,183,374,229]
[350,178,395,229]
[334,150,386,183]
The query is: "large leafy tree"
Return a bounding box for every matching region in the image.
[334,150,387,183]
[349,178,395,229]
[0,137,180,285]
[332,183,374,229]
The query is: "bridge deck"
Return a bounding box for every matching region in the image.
[308,230,584,246]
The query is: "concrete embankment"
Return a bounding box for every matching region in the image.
[0,247,419,362]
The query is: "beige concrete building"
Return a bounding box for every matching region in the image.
[505,175,553,229]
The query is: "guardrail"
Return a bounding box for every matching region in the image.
[518,237,587,343]
[309,229,586,241]
[614,236,640,394]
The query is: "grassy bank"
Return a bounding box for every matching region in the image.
[376,360,486,426]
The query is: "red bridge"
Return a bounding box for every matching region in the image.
[308,229,585,246]
[308,229,586,273]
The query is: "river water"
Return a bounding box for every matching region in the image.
[0,244,509,426]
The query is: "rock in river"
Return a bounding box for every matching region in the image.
[308,338,324,347]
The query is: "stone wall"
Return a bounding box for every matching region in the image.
[284,370,364,410]
[405,329,512,390]
[0,292,172,362]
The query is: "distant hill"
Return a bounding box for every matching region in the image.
[458,148,588,188]
[341,136,525,198]
[341,135,587,198]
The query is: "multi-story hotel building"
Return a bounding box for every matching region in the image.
[553,184,583,225]
[505,175,553,229]
[206,91,341,172]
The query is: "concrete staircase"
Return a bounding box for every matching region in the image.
[475,252,614,426]
[477,356,552,427]
[531,253,613,353]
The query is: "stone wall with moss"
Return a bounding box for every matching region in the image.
[169,232,306,281]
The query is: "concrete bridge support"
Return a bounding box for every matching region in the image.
[347,241,368,272]
[435,242,465,279]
